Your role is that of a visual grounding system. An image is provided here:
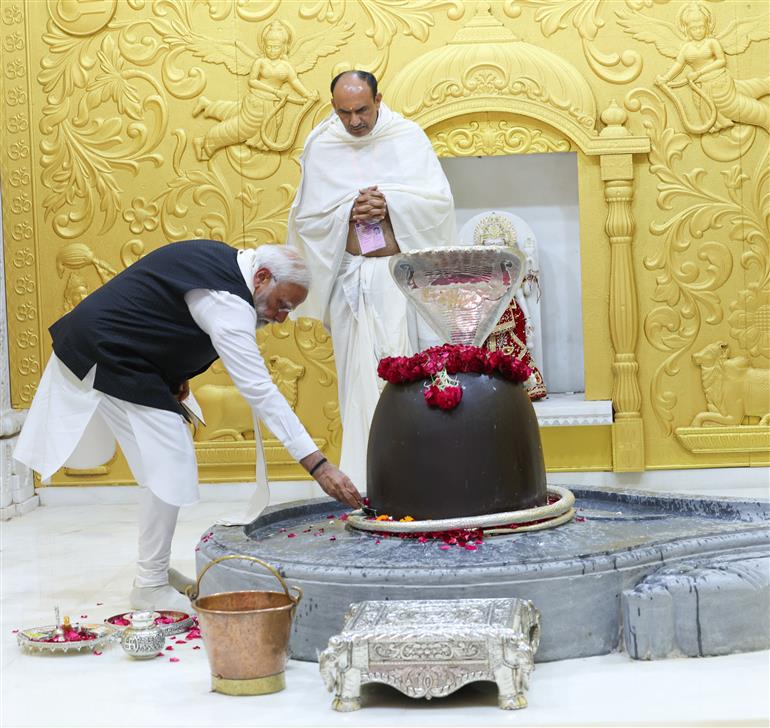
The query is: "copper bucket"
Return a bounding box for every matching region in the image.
[189,555,302,696]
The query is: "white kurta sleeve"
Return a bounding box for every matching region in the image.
[185,289,317,462]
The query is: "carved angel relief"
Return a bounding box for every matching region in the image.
[619,2,770,139]
[191,19,352,161]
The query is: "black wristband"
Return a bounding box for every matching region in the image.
[308,457,327,477]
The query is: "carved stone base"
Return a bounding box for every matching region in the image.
[622,549,770,659]
[319,598,540,711]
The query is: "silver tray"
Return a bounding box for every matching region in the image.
[105,610,195,637]
[17,623,117,654]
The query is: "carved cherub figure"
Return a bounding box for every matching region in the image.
[191,19,352,160]
[619,2,769,134]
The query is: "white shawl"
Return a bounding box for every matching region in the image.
[287,102,456,328]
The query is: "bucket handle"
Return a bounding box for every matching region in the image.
[187,555,301,605]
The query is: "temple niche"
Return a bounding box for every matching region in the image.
[1,0,768,493]
[447,153,581,396]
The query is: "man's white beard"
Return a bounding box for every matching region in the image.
[254,285,273,328]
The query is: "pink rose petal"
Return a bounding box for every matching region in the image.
[165,645,174,651]
[329,536,336,541]
[287,533,296,538]
[193,645,201,650]
[11,629,18,634]
[439,545,451,551]
[169,657,180,662]
[93,650,102,656]
[80,614,88,619]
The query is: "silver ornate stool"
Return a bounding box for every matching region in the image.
[319,598,540,711]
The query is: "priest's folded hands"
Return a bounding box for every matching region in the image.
[351,186,387,224]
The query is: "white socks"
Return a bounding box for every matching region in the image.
[129,583,192,613]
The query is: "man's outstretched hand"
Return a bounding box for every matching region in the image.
[300,452,362,508]
[316,462,362,509]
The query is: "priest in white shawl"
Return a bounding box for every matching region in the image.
[287,71,456,490]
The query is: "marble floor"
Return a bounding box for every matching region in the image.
[2,482,769,728]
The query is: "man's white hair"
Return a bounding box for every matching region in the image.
[252,244,311,289]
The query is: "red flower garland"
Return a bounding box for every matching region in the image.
[378,344,532,410]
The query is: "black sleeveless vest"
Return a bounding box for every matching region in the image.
[50,239,254,415]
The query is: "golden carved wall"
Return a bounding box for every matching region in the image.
[2,0,768,486]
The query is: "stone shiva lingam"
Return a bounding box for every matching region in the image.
[351,245,573,531]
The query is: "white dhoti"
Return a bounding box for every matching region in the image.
[330,255,408,487]
[287,103,457,490]
[14,355,197,585]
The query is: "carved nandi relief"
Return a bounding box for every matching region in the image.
[193,355,305,442]
[691,341,770,427]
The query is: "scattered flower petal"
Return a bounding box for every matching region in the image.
[169,657,180,662]
[165,645,174,651]
[93,650,103,656]
[193,645,201,650]
[329,536,336,541]
[439,544,451,551]
[287,533,296,538]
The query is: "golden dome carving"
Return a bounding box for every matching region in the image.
[388,3,597,142]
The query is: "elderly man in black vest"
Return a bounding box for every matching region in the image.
[14,240,361,611]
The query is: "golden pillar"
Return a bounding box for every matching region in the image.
[600,102,644,472]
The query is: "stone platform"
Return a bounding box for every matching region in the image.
[195,486,770,662]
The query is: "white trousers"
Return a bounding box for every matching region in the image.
[136,487,180,587]
[66,393,192,587]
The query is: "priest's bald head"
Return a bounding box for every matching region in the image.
[330,71,382,137]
